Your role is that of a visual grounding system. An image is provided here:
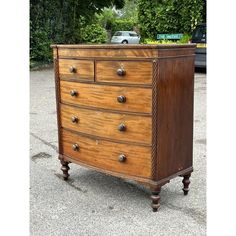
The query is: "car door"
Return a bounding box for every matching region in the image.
[129,32,138,44]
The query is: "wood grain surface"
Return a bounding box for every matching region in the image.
[61,129,152,178]
[60,80,152,113]
[59,59,94,80]
[60,104,152,144]
[156,56,195,180]
[96,60,152,84]
[52,44,196,59]
[58,48,158,59]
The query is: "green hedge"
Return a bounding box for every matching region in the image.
[80,24,108,43]
[30,0,125,65]
[110,19,136,35]
[138,0,205,39]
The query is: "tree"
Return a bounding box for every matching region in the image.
[137,0,205,39]
[30,0,125,62]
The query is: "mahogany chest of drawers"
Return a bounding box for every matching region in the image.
[52,44,195,212]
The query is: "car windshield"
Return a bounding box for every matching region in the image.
[114,32,122,36]
[192,25,206,43]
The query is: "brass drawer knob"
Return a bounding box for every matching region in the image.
[71,116,78,123]
[72,143,79,151]
[118,154,126,162]
[117,95,126,103]
[69,66,77,73]
[118,123,126,132]
[117,68,126,76]
[70,90,78,97]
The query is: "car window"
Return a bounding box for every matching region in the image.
[129,33,138,37]
[114,32,122,36]
[192,25,206,43]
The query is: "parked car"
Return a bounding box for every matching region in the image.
[111,31,140,44]
[190,23,206,68]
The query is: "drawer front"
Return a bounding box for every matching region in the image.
[96,61,152,85]
[61,129,151,178]
[60,80,152,113]
[59,59,94,80]
[60,104,152,144]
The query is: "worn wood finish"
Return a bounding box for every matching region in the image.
[96,60,152,85]
[151,186,161,212]
[59,59,94,80]
[156,56,195,180]
[52,44,196,212]
[60,158,70,180]
[60,80,152,113]
[61,129,152,178]
[51,44,195,59]
[60,104,152,144]
[58,48,158,59]
[181,173,191,195]
[53,49,63,154]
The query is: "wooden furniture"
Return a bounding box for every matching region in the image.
[52,44,195,212]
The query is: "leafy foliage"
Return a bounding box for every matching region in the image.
[80,24,108,43]
[30,0,125,63]
[95,0,139,40]
[138,0,205,39]
[110,18,136,35]
[96,8,118,30]
[30,0,206,64]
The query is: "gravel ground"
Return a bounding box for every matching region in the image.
[30,67,206,236]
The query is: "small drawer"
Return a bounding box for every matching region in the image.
[59,59,94,80]
[61,129,151,178]
[60,104,152,144]
[96,60,152,85]
[60,80,152,113]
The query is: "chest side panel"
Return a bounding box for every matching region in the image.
[156,53,195,180]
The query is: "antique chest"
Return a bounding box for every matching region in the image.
[52,44,195,212]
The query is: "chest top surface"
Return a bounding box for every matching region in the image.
[52,44,196,59]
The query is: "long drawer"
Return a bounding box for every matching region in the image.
[96,60,152,85]
[61,129,152,178]
[60,104,152,144]
[60,80,152,113]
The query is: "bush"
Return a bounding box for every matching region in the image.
[81,24,108,43]
[30,27,52,62]
[138,0,205,39]
[110,18,136,35]
[178,34,191,43]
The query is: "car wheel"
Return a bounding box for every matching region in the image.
[121,40,128,44]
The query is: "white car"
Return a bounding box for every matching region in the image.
[111,31,140,44]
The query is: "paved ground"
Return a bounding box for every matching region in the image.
[30,68,206,236]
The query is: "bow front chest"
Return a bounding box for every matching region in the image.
[52,44,195,212]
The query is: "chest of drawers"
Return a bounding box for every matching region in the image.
[52,44,195,212]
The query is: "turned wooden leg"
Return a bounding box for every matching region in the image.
[182,173,191,195]
[151,187,161,212]
[60,159,70,180]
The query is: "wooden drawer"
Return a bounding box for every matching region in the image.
[61,129,151,178]
[60,80,152,113]
[59,59,94,80]
[60,104,152,144]
[96,61,152,85]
